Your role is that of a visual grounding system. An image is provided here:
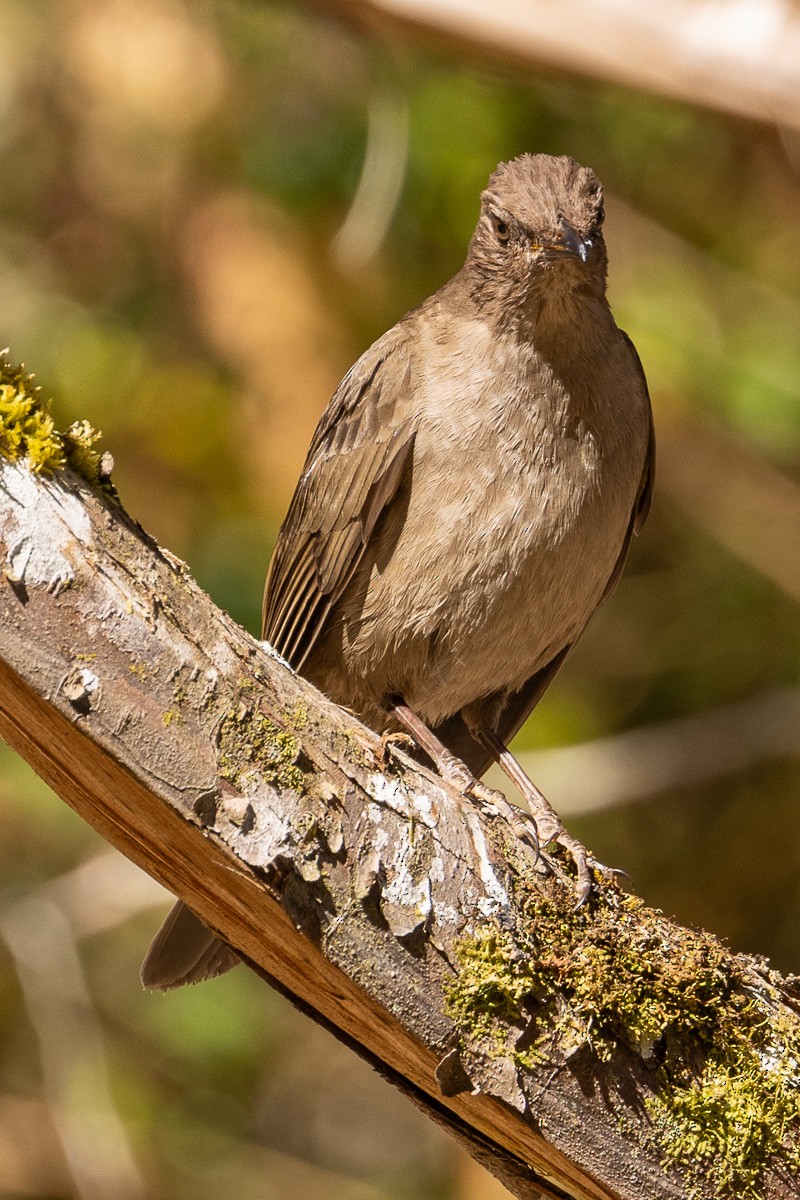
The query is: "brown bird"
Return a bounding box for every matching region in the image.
[142,153,654,990]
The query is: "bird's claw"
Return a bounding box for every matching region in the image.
[520,818,597,906]
[549,844,628,908]
[379,731,415,768]
[589,859,631,885]
[463,779,542,864]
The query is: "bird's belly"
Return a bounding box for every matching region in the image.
[406,505,623,721]
[340,428,640,725]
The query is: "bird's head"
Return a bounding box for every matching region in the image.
[466,154,607,315]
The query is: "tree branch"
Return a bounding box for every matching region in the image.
[1,444,800,1200]
[310,0,800,132]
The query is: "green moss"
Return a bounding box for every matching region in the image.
[444,928,533,1045]
[0,351,113,490]
[444,888,800,1197]
[217,704,304,792]
[648,1028,800,1197]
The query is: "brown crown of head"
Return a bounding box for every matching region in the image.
[484,154,603,237]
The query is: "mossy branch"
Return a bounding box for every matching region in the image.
[0,354,799,1200]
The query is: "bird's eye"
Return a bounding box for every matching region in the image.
[596,204,605,227]
[491,214,511,245]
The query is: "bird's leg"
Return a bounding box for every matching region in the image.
[387,701,539,855]
[388,701,476,787]
[473,726,594,905]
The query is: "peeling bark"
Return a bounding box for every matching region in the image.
[1,457,799,1200]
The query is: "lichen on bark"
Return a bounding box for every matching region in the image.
[216,703,304,792]
[444,882,800,1197]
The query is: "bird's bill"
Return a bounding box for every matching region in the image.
[530,222,591,264]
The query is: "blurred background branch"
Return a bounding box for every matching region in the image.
[0,0,799,1197]
[313,0,800,129]
[0,897,148,1200]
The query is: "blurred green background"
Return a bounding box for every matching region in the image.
[1,1,800,1197]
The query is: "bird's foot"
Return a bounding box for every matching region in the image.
[525,806,599,906]
[461,778,540,860]
[435,756,517,824]
[469,727,610,903]
[447,756,608,902]
[432,749,477,792]
[385,700,541,862]
[553,833,594,907]
[379,730,416,768]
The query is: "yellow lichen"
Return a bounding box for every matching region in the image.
[292,701,309,730]
[217,705,304,793]
[0,358,65,474]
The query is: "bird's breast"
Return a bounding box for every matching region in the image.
[339,320,649,722]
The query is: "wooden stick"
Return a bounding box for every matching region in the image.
[1,453,799,1200]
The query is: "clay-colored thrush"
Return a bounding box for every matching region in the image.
[142,153,654,989]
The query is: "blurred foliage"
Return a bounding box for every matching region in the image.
[0,0,800,1197]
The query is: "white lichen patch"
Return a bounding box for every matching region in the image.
[416,875,433,922]
[365,804,390,854]
[231,806,294,871]
[408,786,441,829]
[381,823,422,904]
[367,801,384,824]
[61,663,102,708]
[257,639,295,672]
[378,822,436,937]
[429,854,445,883]
[760,1042,800,1078]
[366,772,412,819]
[464,808,509,916]
[434,902,462,928]
[1,459,91,592]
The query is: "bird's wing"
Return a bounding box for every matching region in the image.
[437,334,656,778]
[621,331,655,533]
[598,334,655,602]
[262,329,416,669]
